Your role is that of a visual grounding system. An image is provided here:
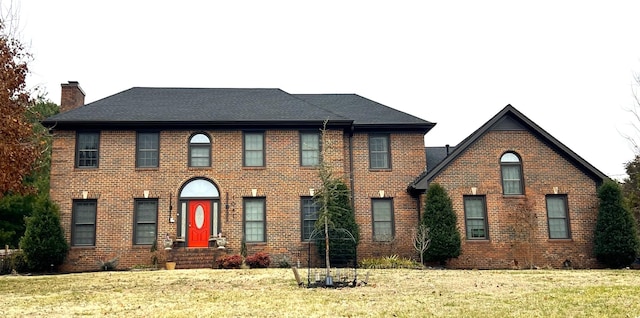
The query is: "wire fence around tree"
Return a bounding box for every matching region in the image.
[305,227,359,288]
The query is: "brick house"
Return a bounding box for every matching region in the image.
[409,105,607,269]
[45,83,607,271]
[44,82,434,271]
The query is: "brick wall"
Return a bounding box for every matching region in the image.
[429,130,601,269]
[350,132,426,259]
[50,128,426,271]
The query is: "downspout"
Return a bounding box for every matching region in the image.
[348,124,357,270]
[409,185,424,222]
[416,189,422,221]
[348,124,355,208]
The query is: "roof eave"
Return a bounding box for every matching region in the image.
[43,119,355,131]
[353,122,436,134]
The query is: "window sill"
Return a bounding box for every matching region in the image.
[502,194,525,199]
[135,167,159,171]
[74,167,99,171]
[373,240,395,244]
[369,169,392,172]
[547,238,573,243]
[187,166,211,170]
[465,239,490,243]
[70,245,96,250]
[132,245,152,249]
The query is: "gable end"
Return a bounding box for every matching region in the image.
[491,115,527,131]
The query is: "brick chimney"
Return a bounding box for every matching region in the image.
[60,81,85,113]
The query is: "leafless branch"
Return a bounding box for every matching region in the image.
[413,224,431,265]
[0,0,23,39]
[622,72,640,155]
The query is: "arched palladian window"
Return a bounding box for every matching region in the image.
[180,178,220,198]
[189,133,211,167]
[177,178,221,245]
[500,152,523,195]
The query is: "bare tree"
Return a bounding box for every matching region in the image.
[623,73,640,154]
[413,224,431,265]
[620,72,640,231]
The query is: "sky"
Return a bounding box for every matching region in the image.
[11,0,640,180]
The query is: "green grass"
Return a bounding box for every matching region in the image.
[1,269,639,317]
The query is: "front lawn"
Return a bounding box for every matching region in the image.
[1,268,639,317]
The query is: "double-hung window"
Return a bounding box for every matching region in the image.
[369,134,390,169]
[76,132,99,168]
[243,132,264,167]
[189,133,211,167]
[301,197,319,241]
[463,196,489,240]
[244,198,266,242]
[500,152,523,195]
[300,132,320,166]
[72,200,97,246]
[372,199,394,241]
[546,195,570,239]
[134,199,158,245]
[136,132,159,168]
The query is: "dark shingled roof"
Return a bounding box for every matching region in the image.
[43,87,434,132]
[293,94,435,131]
[425,146,456,173]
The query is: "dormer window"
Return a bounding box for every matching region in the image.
[500,152,523,195]
[189,133,211,167]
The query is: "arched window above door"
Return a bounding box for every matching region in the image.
[180,178,219,198]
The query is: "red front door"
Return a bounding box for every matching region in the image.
[188,200,210,247]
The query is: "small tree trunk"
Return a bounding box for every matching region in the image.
[323,203,331,277]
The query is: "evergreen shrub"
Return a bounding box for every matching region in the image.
[421,183,461,265]
[19,198,68,272]
[594,180,640,268]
